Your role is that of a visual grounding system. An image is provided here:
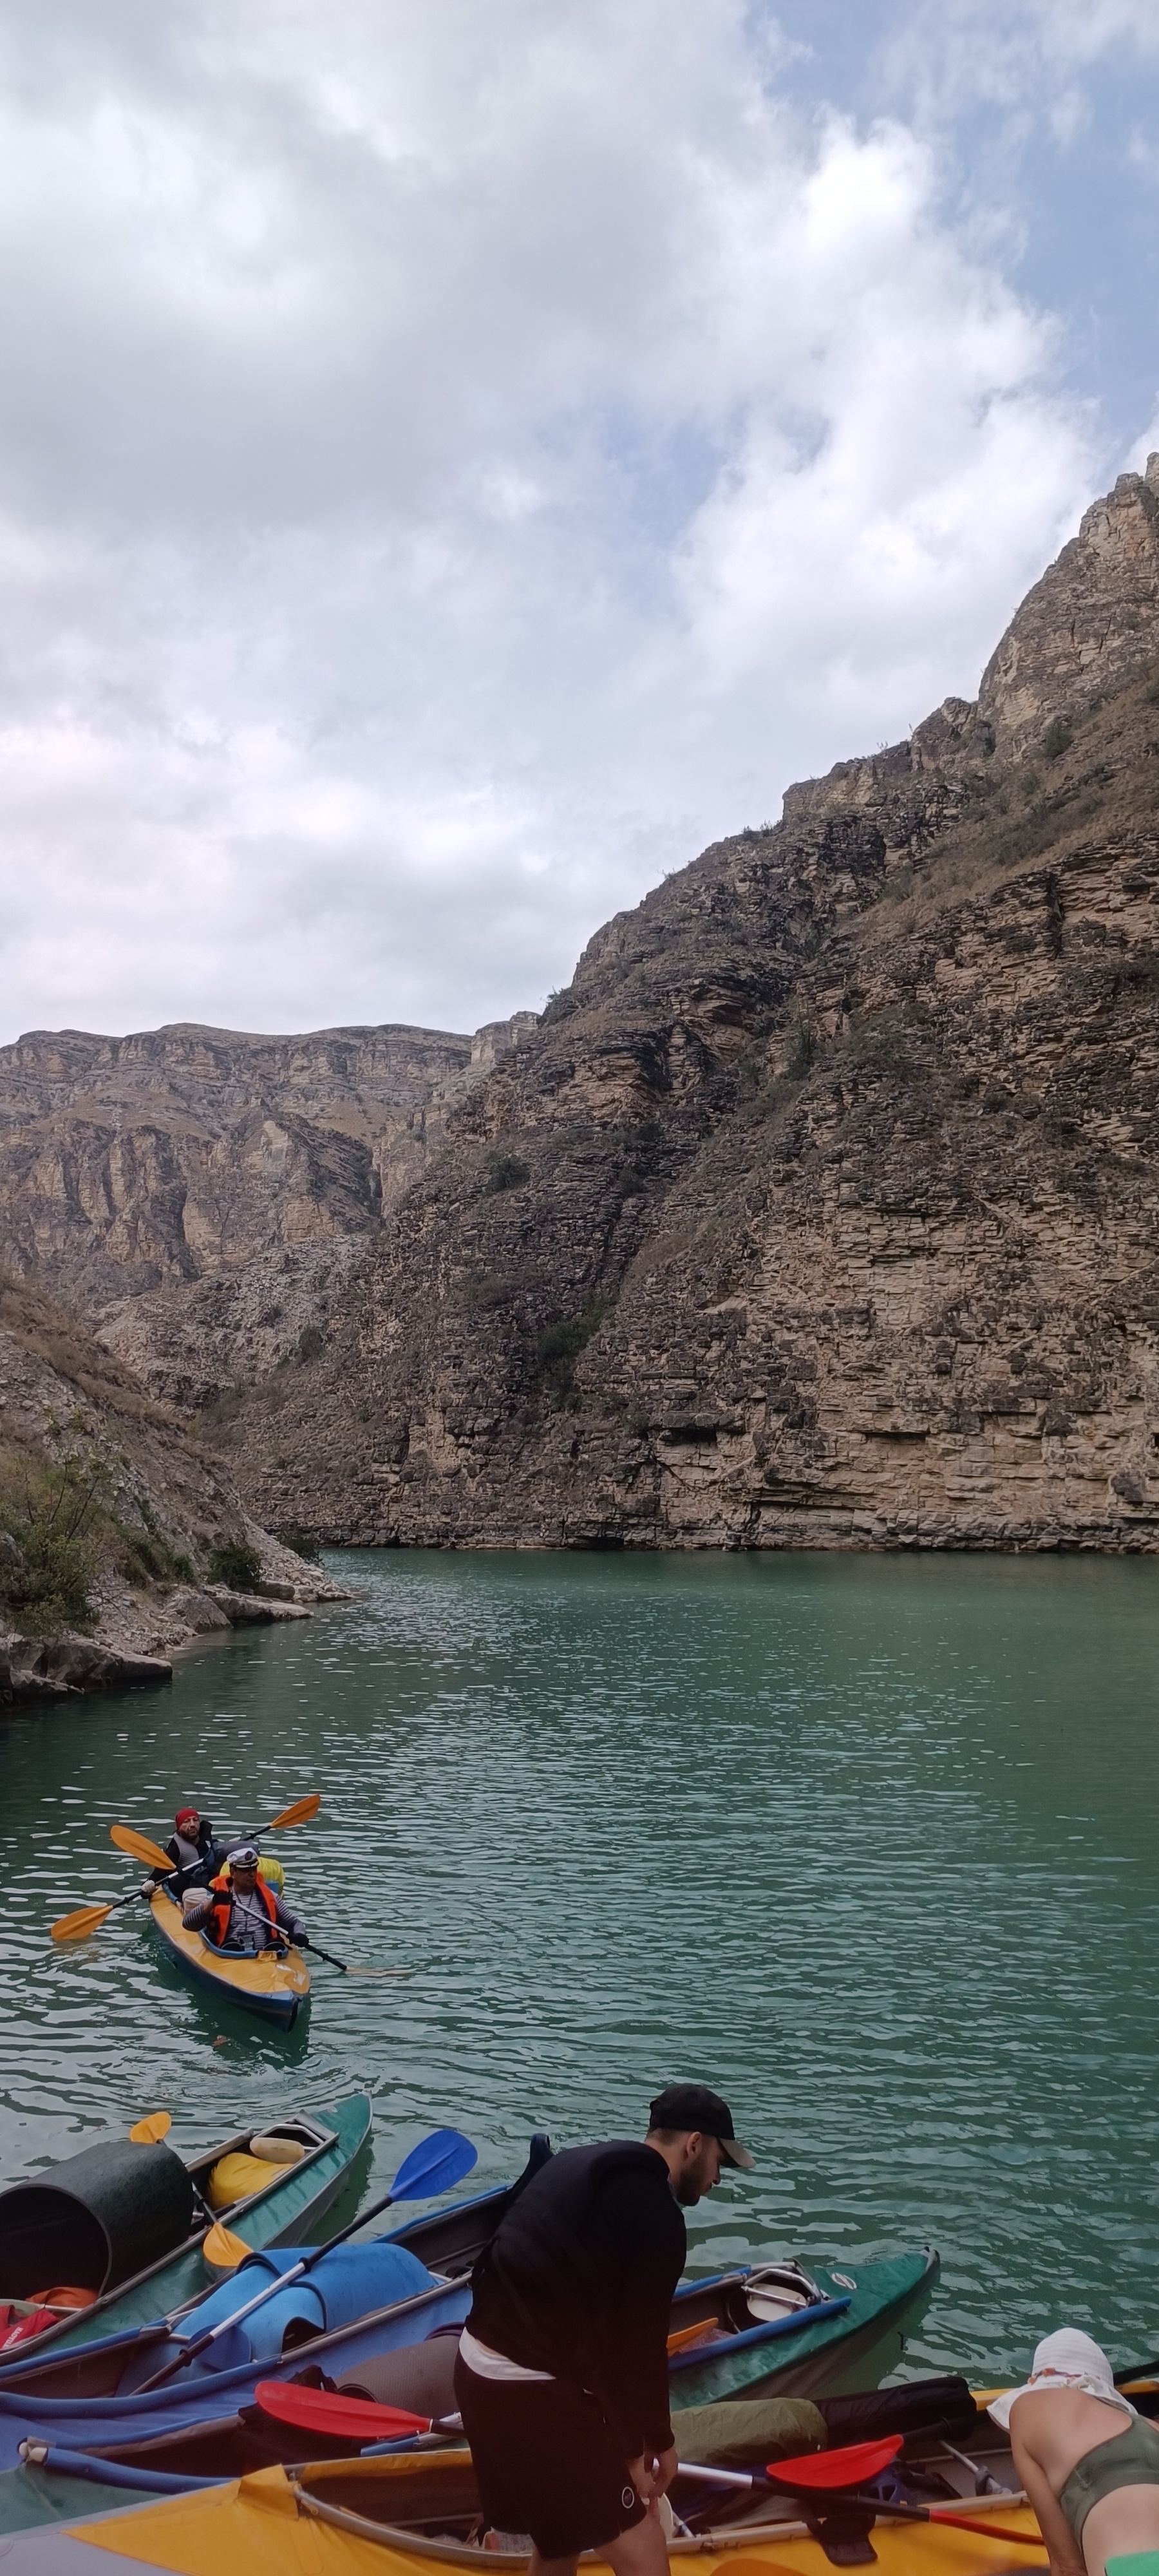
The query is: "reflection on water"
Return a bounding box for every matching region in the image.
[2,1546,1158,2381]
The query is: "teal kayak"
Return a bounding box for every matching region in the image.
[5,2096,372,2362]
[664,2246,939,2403]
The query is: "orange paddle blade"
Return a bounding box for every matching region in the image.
[667,2317,715,2354]
[202,2221,252,2270]
[111,1823,172,1871]
[129,2112,172,2144]
[51,1903,115,1942]
[267,1794,321,1830]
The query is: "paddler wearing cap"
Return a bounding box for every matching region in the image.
[181,1844,306,1955]
[455,2081,755,2576]
[149,1807,223,1890]
[988,2328,1159,2576]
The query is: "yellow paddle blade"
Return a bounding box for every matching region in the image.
[202,2221,252,2270]
[51,1902,114,1943]
[110,1823,172,1871]
[267,1794,320,1830]
[129,2112,172,2144]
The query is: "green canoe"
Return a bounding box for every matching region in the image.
[2,2095,372,2361]
[665,2246,940,2403]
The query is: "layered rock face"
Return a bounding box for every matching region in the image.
[0,1276,343,1691]
[0,1013,536,1406]
[218,459,1159,1553]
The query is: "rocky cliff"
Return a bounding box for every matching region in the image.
[0,1013,536,1407]
[0,1271,349,1698]
[212,456,1159,1553]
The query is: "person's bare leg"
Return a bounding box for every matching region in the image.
[603,2506,671,2576]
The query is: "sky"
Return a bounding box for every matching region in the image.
[5,0,1159,1045]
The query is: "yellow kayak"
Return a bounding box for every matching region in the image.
[39,2450,1046,2576]
[148,1889,309,2029]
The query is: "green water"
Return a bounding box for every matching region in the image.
[1,1548,1158,2383]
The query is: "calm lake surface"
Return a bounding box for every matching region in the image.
[1,1548,1157,2383]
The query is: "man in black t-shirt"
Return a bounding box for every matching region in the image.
[455,2083,755,2576]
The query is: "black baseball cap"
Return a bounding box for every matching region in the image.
[648,2083,755,2169]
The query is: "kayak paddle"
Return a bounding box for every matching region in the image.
[137,2126,478,2391]
[115,1798,319,1863]
[248,1795,321,1834]
[52,1845,216,1942]
[110,1824,182,1872]
[52,1888,154,1943]
[128,2112,172,2144]
[265,1925,402,1980]
[753,2439,1044,2548]
[201,2221,253,2271]
[254,2382,462,2443]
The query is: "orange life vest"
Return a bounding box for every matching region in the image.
[204,1870,279,1949]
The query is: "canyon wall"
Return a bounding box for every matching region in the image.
[0,1012,536,1406]
[211,459,1159,1553]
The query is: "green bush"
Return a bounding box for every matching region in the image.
[120,1526,194,1586]
[533,1300,606,1406]
[0,1454,106,1635]
[1042,715,1073,761]
[485,1152,531,1193]
[296,1323,325,1361]
[207,1538,263,1592]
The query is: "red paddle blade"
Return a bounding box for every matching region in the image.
[254,2381,430,2443]
[766,2436,903,2491]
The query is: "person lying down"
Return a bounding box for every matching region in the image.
[990,2329,1159,2576]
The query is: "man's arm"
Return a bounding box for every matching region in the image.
[272,1891,306,1940]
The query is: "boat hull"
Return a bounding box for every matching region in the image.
[0,2446,1046,2575]
[0,2098,373,2365]
[147,1894,308,2029]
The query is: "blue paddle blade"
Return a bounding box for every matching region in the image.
[389,2126,477,2202]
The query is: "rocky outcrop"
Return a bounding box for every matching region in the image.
[211,459,1159,1554]
[0,1276,347,1687]
[0,1631,173,1704]
[979,453,1159,757]
[0,1012,536,1407]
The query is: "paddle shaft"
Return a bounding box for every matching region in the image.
[54,1852,215,1940]
[263,1923,348,1972]
[825,2490,1043,2547]
[677,2467,1041,2549]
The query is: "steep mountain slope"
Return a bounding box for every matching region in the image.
[218,458,1159,1552]
[0,1013,535,1406]
[0,1274,341,1694]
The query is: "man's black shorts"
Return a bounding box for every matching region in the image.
[453,2354,646,2557]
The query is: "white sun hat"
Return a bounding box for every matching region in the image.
[988,2329,1135,2431]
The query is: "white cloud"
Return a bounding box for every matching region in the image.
[0,0,1101,1041]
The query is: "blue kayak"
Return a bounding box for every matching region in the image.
[0,2245,936,2486]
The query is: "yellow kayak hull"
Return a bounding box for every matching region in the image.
[148,1890,310,2028]
[63,2454,1045,2576]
